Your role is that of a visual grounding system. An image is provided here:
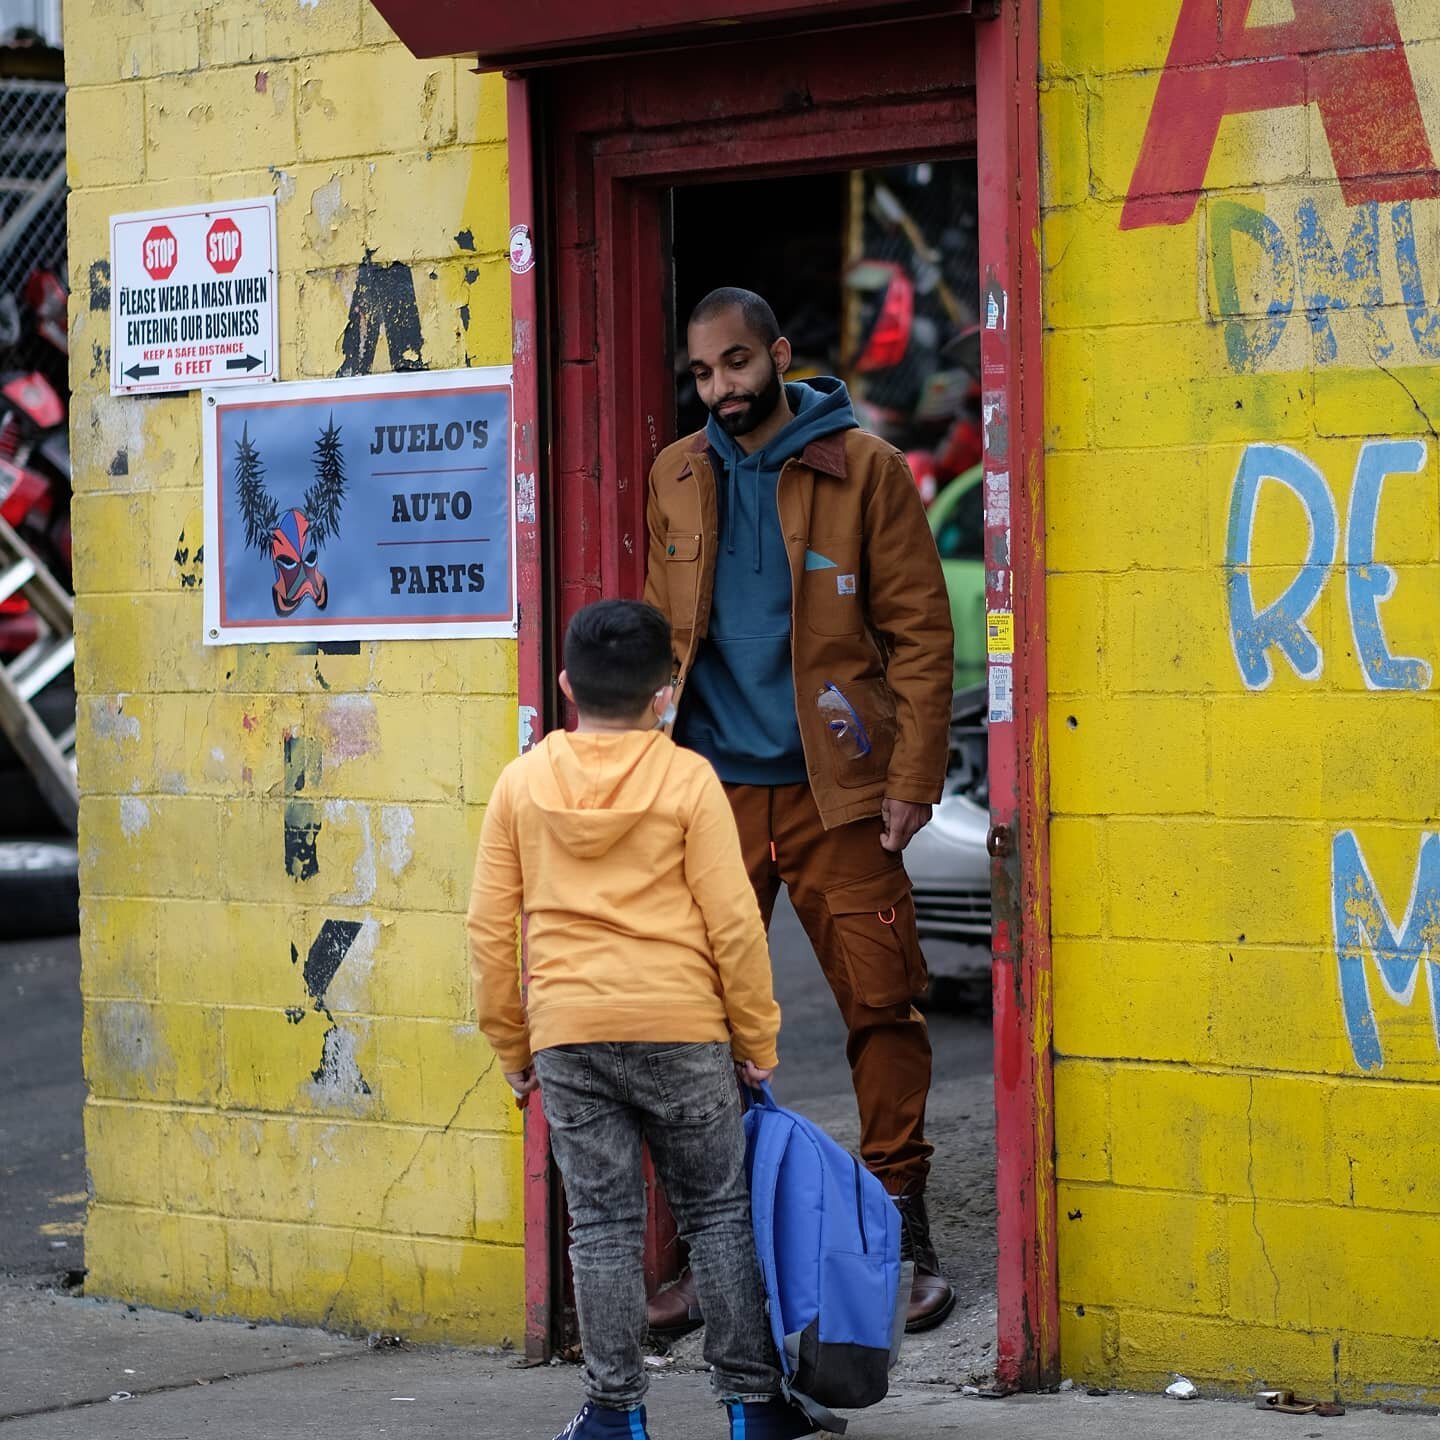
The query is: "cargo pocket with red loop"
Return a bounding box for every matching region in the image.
[823,866,928,1008]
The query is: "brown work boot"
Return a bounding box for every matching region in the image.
[646,1268,703,1337]
[894,1192,957,1332]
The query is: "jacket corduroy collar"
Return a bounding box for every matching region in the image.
[675,427,849,480]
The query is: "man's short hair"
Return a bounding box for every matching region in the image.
[688,287,780,347]
[563,599,673,720]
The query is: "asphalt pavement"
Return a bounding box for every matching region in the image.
[0,933,86,1280]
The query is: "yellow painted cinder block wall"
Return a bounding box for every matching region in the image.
[65,1,524,1341]
[1042,0,1440,1402]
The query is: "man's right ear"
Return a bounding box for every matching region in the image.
[558,670,576,706]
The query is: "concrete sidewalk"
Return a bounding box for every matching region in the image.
[1,1278,1434,1439]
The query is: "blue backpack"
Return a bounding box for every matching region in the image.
[743,1083,909,1434]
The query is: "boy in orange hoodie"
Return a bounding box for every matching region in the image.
[468,599,814,1440]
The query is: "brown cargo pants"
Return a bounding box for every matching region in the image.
[724,781,934,1195]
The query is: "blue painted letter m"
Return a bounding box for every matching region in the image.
[1332,831,1440,1071]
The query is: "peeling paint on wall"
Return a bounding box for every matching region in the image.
[379,805,414,875]
[97,1002,167,1082]
[321,917,379,1013]
[322,799,376,904]
[283,734,323,882]
[290,918,373,1104]
[309,1025,371,1101]
[90,698,141,743]
[320,695,377,763]
[119,797,150,838]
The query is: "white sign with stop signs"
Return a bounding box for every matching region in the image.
[109,197,279,396]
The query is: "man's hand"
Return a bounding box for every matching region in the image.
[735,1060,774,1088]
[880,797,932,853]
[506,1065,539,1109]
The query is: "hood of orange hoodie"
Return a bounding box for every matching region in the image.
[525,729,678,858]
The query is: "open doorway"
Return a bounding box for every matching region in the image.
[520,8,1055,1385]
[661,157,998,1383]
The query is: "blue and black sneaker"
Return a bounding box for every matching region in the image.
[726,1399,817,1439]
[552,1401,651,1440]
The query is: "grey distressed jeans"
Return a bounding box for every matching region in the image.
[533,1040,782,1410]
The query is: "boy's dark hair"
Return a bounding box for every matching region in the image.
[563,600,673,719]
[689,287,780,347]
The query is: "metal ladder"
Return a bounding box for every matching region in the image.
[0,511,76,831]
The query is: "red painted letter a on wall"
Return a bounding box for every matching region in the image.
[1123,0,1440,230]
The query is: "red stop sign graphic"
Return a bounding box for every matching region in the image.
[206,217,243,274]
[142,225,178,281]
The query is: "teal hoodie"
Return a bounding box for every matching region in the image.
[676,377,858,785]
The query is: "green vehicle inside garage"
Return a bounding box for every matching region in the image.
[927,462,986,690]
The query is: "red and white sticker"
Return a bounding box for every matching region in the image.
[508,224,536,276]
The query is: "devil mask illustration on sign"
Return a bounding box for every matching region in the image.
[233,415,348,616]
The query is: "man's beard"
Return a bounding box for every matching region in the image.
[709,358,783,437]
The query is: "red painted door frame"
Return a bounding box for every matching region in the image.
[506,0,1055,1387]
[974,0,1056,1391]
[505,75,556,1360]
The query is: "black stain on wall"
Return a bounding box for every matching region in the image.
[455,228,476,251]
[283,734,323,881]
[89,259,110,312]
[293,640,361,657]
[338,253,427,377]
[109,449,128,476]
[303,918,364,1007]
[173,527,203,588]
[286,922,372,1097]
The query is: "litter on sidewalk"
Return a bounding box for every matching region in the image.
[1256,1389,1346,1418]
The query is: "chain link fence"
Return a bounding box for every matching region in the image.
[0,77,66,372]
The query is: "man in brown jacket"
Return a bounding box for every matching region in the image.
[643,288,956,1332]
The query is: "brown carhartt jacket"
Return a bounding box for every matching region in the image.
[642,425,954,830]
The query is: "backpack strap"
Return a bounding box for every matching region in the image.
[746,1112,793,1366]
[786,1388,847,1436]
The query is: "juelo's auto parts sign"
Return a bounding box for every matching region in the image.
[109,198,279,396]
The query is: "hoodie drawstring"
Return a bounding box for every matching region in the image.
[725,453,737,560]
[754,459,762,573]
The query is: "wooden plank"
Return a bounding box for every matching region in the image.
[0,660,77,831]
[0,511,77,830]
[0,513,72,633]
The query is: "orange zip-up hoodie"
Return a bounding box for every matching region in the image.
[467,728,780,1074]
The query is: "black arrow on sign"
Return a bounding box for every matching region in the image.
[123,363,159,381]
[226,354,263,372]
